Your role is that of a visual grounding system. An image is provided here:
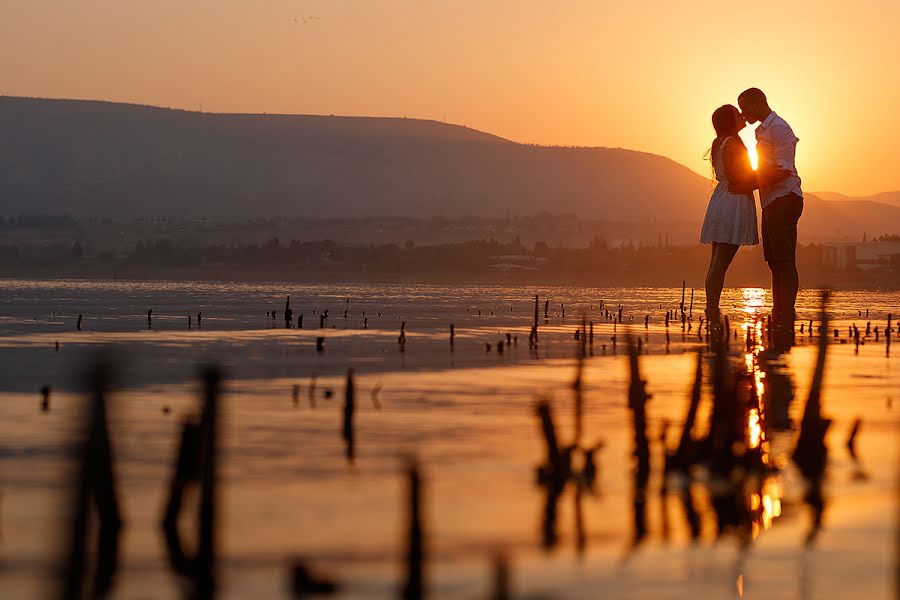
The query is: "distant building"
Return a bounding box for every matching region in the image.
[822,241,900,271]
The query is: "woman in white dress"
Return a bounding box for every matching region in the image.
[700,104,758,320]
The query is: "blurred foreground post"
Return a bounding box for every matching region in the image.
[343,369,355,462]
[61,359,122,600]
[626,337,651,546]
[160,366,221,598]
[402,459,425,600]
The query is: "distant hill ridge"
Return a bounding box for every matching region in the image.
[1,96,899,242]
[0,95,712,222]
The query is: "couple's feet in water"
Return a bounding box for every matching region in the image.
[767,309,797,354]
[705,307,796,353]
[766,317,796,354]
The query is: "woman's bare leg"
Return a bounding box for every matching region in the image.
[705,243,739,320]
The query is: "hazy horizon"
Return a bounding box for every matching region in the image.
[3,1,899,196]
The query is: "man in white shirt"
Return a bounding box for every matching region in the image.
[734,88,803,339]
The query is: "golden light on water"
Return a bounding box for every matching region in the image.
[740,287,766,317]
[747,409,762,448]
[761,477,783,528]
[749,477,784,539]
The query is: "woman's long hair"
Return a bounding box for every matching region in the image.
[706,105,747,176]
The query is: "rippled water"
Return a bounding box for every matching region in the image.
[0,279,898,598]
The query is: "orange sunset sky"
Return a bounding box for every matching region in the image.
[2,1,898,196]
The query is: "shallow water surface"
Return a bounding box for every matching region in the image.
[0,280,898,598]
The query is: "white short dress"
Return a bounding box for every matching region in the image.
[699,137,759,246]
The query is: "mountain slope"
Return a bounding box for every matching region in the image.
[2,96,898,243]
[0,96,712,222]
[813,190,900,208]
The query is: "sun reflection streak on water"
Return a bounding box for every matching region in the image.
[737,288,785,538]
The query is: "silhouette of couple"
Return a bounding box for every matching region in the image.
[700,87,803,345]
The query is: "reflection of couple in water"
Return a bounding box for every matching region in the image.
[701,87,803,345]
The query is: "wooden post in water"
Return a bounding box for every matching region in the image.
[450,324,455,350]
[76,314,83,331]
[888,314,892,357]
[680,281,686,317]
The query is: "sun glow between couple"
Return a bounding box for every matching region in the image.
[738,128,759,171]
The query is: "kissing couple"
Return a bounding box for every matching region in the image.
[700,87,804,346]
